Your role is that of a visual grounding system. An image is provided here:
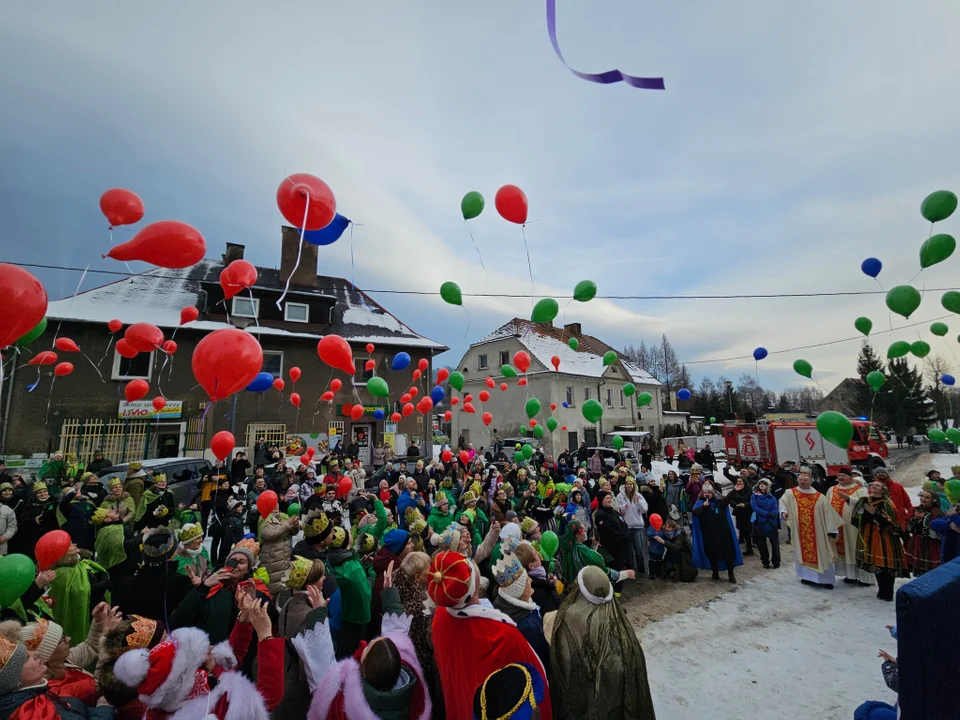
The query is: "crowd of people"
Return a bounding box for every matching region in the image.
[1,441,958,719]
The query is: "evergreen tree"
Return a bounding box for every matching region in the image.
[883,358,935,438]
[853,341,885,419]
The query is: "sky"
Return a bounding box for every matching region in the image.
[3,1,960,393]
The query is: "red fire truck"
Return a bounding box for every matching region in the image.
[722,418,888,481]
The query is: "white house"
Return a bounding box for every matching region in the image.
[449,319,664,458]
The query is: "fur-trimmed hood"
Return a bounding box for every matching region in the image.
[167,669,268,720]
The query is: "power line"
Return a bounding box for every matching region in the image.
[12,261,960,301]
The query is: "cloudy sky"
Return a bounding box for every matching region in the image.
[2,1,960,392]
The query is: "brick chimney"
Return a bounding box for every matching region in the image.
[222,242,245,264]
[280,226,319,287]
[564,322,581,336]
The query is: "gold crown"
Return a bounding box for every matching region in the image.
[0,636,17,668]
[330,526,347,549]
[283,556,313,590]
[126,616,158,649]
[303,513,330,538]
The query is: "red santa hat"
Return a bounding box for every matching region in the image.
[427,551,476,608]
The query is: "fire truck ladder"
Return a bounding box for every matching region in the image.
[757,420,772,464]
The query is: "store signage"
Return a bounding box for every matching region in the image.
[118,400,183,419]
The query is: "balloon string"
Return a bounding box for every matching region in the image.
[97,336,115,370]
[81,352,105,382]
[811,372,825,396]
[248,288,260,330]
[461,305,470,340]
[50,262,91,350]
[520,225,535,295]
[465,221,487,274]
[277,194,310,309]
[943,337,957,361]
[44,374,56,426]
[157,353,171,399]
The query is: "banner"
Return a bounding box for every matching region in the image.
[118,400,183,419]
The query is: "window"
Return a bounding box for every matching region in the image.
[261,351,283,378]
[499,351,510,367]
[355,358,374,385]
[477,354,488,370]
[583,387,591,402]
[232,296,259,318]
[619,390,625,407]
[839,392,845,401]
[565,387,574,406]
[112,350,153,380]
[284,302,309,323]
[606,389,613,407]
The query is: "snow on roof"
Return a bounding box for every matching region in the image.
[45,262,446,350]
[620,359,662,386]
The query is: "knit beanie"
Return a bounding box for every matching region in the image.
[0,637,28,695]
[433,523,462,553]
[472,662,544,720]
[227,538,260,570]
[19,618,64,663]
[383,529,410,555]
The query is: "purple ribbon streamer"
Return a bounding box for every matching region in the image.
[546,0,664,90]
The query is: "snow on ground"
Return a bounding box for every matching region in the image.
[639,566,902,720]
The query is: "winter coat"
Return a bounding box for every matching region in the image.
[223,511,246,549]
[0,503,17,555]
[12,496,58,560]
[260,512,298,598]
[750,492,780,537]
[529,572,562,613]
[112,559,194,622]
[58,490,98,551]
[493,595,551,679]
[427,505,453,535]
[616,491,648,529]
[369,546,403,638]
[326,548,372,625]
[588,456,602,475]
[168,576,275,647]
[594,505,632,565]
[660,530,698,582]
[725,487,753,521]
[647,526,667,559]
[276,591,320,719]
[0,687,115,720]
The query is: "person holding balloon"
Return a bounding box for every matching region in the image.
[655,518,698,582]
[260,497,301,604]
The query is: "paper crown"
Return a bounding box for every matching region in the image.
[435,523,462,553]
[126,616,161,650]
[178,523,203,544]
[303,512,330,539]
[91,507,110,526]
[283,555,313,590]
[460,491,477,505]
[330,526,348,550]
[232,537,260,558]
[493,552,524,589]
[520,517,538,537]
[357,532,378,555]
[428,551,474,608]
[107,477,123,489]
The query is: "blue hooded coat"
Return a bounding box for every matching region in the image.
[691,498,743,571]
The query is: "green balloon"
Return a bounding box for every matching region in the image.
[546,417,558,432]
[533,425,544,439]
[525,397,541,419]
[582,398,603,423]
[942,291,960,314]
[854,317,873,336]
[531,298,559,324]
[887,341,910,359]
[920,233,956,269]
[817,411,853,449]
[946,478,960,504]
[449,371,464,391]
[15,317,47,346]
[286,503,301,517]
[514,450,524,463]
[0,554,36,608]
[946,428,960,445]
[461,191,485,220]
[886,285,922,319]
[602,350,617,366]
[539,530,559,559]
[366,376,389,398]
[623,383,636,397]
[921,190,958,223]
[519,426,527,436]
[440,281,462,306]
[866,370,886,392]
[931,322,949,337]
[501,365,518,378]
[710,417,717,423]
[793,359,813,379]
[929,429,947,443]
[568,338,579,351]
[911,341,931,358]
[522,444,534,460]
[612,435,623,450]
[573,280,598,302]
[637,391,653,407]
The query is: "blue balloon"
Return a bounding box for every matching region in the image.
[391,352,411,371]
[861,257,882,278]
[431,385,445,404]
[246,372,274,392]
[677,388,691,401]
[753,347,768,361]
[301,214,350,246]
[373,408,385,420]
[562,401,569,408]
[942,374,956,386]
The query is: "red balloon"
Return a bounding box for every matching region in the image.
[451,397,459,406]
[409,387,419,398]
[518,378,528,387]
[124,379,149,402]
[107,319,122,333]
[561,425,567,431]
[342,404,353,417]
[365,359,375,371]
[152,397,166,412]
[459,451,469,466]
[55,338,80,353]
[649,513,663,532]
[99,188,144,227]
[276,173,337,231]
[464,394,473,403]
[551,355,561,372]
[495,185,528,225]
[54,362,74,377]
[28,351,58,366]
[273,378,285,391]
[192,328,263,402]
[106,221,206,269]
[417,397,433,414]
[220,259,258,300]
[550,403,557,411]
[442,449,453,463]
[125,323,164,352]
[391,412,402,422]
[338,477,352,498]
[482,411,493,426]
[256,490,278,518]
[366,343,375,353]
[180,307,199,325]
[330,379,343,392]
[162,340,177,354]
[210,430,235,461]
[115,339,138,359]
[418,358,429,372]
[321,391,334,402]
[350,405,365,420]
[402,403,414,417]
[290,392,301,408]
[462,402,476,414]
[513,351,531,373]
[289,366,302,383]
[485,377,495,388]
[412,369,421,381]
[437,368,450,384]
[500,383,508,391]
[529,419,538,428]
[35,529,71,571]
[0,264,47,349]
[317,335,355,375]
[478,390,490,403]
[443,411,452,421]
[400,393,411,404]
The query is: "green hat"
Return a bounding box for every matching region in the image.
[178,523,203,544]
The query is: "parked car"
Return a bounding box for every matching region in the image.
[929,441,957,454]
[96,457,214,506]
[586,446,640,474]
[484,438,542,463]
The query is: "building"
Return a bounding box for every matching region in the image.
[449,319,664,458]
[0,228,447,468]
[817,378,862,414]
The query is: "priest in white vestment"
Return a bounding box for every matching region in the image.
[825,468,872,585]
[779,467,844,588]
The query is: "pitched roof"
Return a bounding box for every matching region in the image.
[473,318,662,385]
[45,261,446,350]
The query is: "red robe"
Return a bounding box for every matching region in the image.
[432,603,552,720]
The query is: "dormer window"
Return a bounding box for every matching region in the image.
[285,302,309,323]
[232,296,259,318]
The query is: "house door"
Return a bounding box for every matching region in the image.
[352,425,372,467]
[156,431,181,458]
[584,428,598,447]
[567,431,578,453]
